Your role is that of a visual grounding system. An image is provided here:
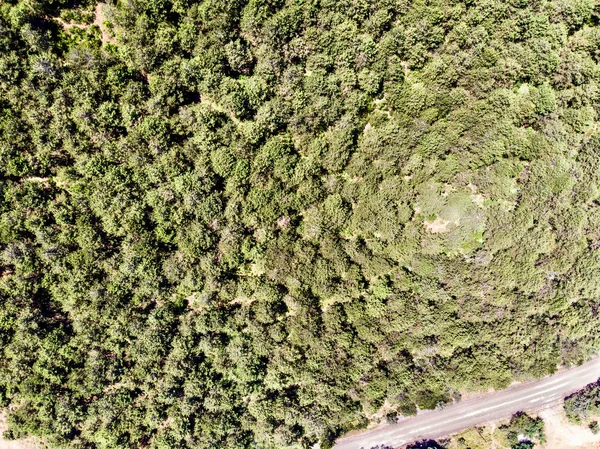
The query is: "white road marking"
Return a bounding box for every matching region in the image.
[334,358,600,449]
[385,381,572,437]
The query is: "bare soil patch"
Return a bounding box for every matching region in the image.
[94,3,115,46]
[0,414,41,449]
[424,217,451,233]
[53,3,114,46]
[538,407,600,449]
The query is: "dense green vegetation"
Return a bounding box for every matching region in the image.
[1,0,600,447]
[564,378,600,424]
[499,412,546,448]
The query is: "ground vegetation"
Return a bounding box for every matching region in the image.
[1,0,600,447]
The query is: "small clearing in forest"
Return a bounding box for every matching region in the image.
[424,217,451,233]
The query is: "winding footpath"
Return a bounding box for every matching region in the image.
[334,357,600,449]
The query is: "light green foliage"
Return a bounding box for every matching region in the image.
[499,412,546,447]
[450,426,493,449]
[1,0,600,448]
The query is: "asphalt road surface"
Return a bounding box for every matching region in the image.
[334,357,600,449]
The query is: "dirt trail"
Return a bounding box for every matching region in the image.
[0,414,41,449]
[52,17,89,30]
[93,3,114,46]
[53,3,114,46]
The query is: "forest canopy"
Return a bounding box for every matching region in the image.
[1,0,600,448]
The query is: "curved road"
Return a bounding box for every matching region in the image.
[334,357,600,449]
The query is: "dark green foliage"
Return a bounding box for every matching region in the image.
[564,378,600,424]
[407,440,445,449]
[500,412,546,447]
[512,443,535,449]
[1,0,600,448]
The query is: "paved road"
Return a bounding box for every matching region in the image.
[334,357,600,449]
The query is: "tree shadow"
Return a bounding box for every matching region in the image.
[406,440,445,449]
